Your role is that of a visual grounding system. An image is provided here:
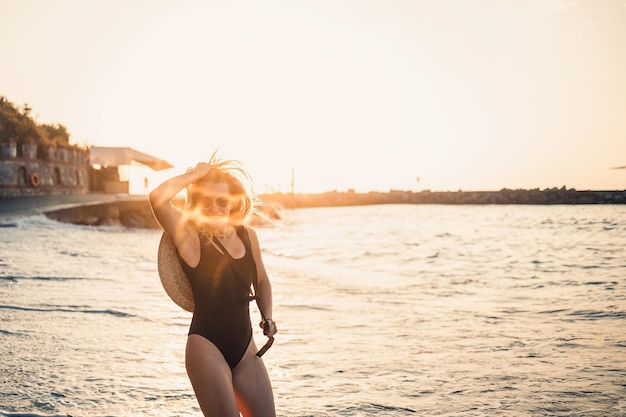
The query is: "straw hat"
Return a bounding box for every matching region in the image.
[157,232,195,312]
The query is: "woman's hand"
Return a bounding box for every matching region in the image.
[188,161,215,177]
[260,319,278,338]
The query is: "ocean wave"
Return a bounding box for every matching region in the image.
[282,303,332,312]
[0,275,97,282]
[566,309,626,320]
[2,214,66,229]
[340,403,417,414]
[537,308,626,320]
[0,413,71,417]
[0,304,134,318]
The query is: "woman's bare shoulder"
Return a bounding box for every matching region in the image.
[243,225,261,246]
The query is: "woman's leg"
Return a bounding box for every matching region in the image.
[186,334,240,417]
[232,339,276,417]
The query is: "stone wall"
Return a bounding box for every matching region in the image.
[0,142,90,198]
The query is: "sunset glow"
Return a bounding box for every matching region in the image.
[1,0,625,193]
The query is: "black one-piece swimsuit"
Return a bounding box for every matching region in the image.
[178,226,257,369]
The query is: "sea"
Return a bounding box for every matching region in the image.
[0,204,624,417]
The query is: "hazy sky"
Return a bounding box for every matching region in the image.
[1,0,625,193]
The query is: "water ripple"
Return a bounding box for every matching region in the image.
[0,304,134,318]
[567,310,626,320]
[0,275,97,282]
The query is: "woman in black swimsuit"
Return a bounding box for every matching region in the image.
[149,155,277,417]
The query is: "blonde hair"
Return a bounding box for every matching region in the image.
[186,151,257,226]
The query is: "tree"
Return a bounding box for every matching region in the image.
[0,95,80,155]
[0,96,41,144]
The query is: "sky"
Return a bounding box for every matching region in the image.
[1,0,625,194]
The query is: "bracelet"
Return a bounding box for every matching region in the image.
[259,318,274,329]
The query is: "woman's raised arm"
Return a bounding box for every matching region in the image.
[149,162,213,252]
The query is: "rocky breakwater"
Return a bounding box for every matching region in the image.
[44,197,281,228]
[45,199,161,228]
[261,187,626,208]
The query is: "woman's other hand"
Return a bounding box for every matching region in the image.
[260,319,278,338]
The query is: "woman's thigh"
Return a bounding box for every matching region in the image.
[185,334,240,417]
[233,339,276,417]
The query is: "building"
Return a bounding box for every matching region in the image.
[0,143,172,198]
[89,146,173,194]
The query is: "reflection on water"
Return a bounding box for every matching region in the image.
[0,204,625,416]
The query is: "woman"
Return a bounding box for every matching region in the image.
[149,154,277,417]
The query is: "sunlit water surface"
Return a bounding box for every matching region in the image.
[0,204,625,416]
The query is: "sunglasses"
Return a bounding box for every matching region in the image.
[256,336,274,357]
[193,195,232,208]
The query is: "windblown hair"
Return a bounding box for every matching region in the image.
[185,151,257,226]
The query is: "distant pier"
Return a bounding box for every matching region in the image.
[260,187,626,208]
